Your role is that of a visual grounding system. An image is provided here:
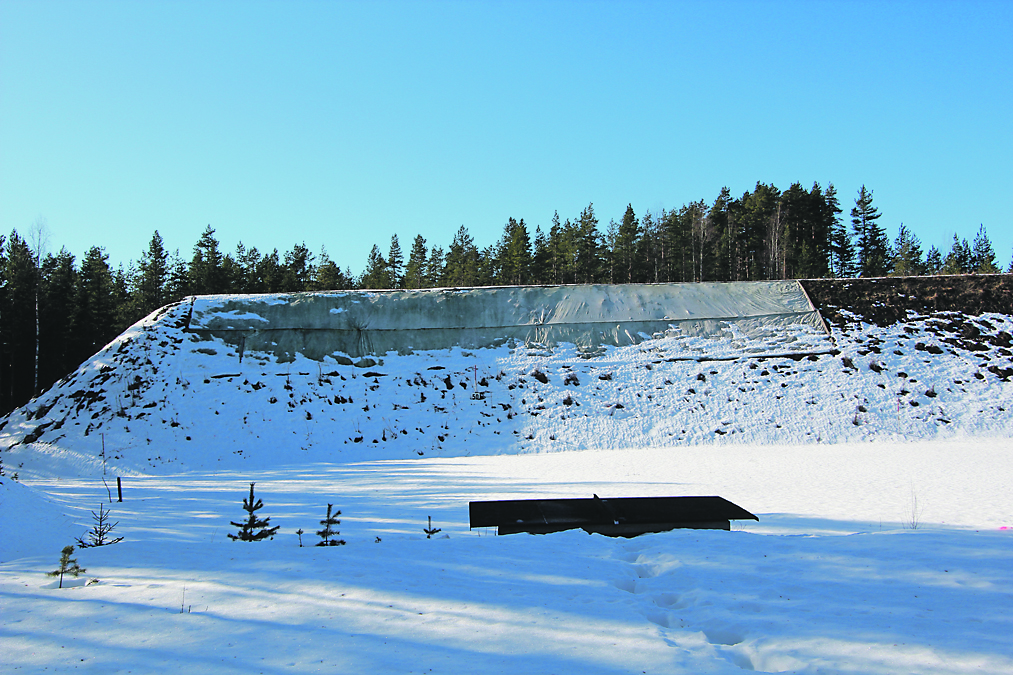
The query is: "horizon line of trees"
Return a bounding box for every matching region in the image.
[1,182,1007,416]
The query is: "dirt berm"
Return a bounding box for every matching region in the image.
[801,275,1013,328]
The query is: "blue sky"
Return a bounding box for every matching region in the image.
[2,0,1010,273]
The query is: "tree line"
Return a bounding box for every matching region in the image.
[1,182,1005,416]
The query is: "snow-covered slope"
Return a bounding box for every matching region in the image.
[2,293,1012,478]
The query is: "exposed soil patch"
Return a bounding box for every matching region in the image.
[802,275,1013,328]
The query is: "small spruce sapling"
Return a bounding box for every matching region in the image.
[227,482,280,542]
[316,503,346,546]
[295,528,305,547]
[47,545,86,588]
[424,515,442,539]
[76,503,124,548]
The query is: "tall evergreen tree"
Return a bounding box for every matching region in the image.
[891,223,925,276]
[38,248,78,394]
[496,218,531,285]
[426,245,446,287]
[1,231,37,411]
[924,245,943,274]
[135,231,168,316]
[825,184,854,277]
[360,245,390,289]
[970,224,999,274]
[739,183,780,280]
[403,235,428,289]
[314,247,353,290]
[612,204,640,284]
[189,225,226,295]
[444,226,480,287]
[530,225,550,285]
[387,235,404,289]
[76,246,117,363]
[709,189,735,282]
[255,249,285,292]
[851,186,890,277]
[942,235,972,274]
[282,242,316,291]
[166,248,189,301]
[573,204,601,284]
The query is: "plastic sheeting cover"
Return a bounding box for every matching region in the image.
[186,281,829,360]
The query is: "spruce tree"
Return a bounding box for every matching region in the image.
[75,503,124,547]
[136,231,168,315]
[403,235,428,289]
[925,245,943,274]
[851,185,890,277]
[189,225,224,295]
[426,245,446,287]
[942,235,972,274]
[228,482,280,542]
[315,503,346,546]
[47,545,85,588]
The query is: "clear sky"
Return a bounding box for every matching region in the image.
[2,0,1010,273]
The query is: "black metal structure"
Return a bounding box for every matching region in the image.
[469,495,759,537]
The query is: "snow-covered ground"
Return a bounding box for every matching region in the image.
[2,297,1012,673]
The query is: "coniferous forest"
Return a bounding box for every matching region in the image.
[1,182,1006,416]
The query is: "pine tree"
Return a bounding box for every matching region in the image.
[851,185,890,277]
[315,503,346,546]
[387,235,404,289]
[360,245,390,289]
[444,226,480,287]
[282,242,316,291]
[496,218,531,285]
[314,247,353,291]
[891,223,925,276]
[971,224,999,273]
[47,545,85,588]
[228,482,280,542]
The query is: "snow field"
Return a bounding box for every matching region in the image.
[3,439,1013,674]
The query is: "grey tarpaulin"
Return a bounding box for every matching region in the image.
[184,281,830,361]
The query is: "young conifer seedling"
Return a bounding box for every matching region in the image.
[316,503,346,546]
[228,482,280,541]
[76,503,124,548]
[47,545,86,588]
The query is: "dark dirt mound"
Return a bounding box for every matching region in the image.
[801,275,1013,328]
[802,275,1013,366]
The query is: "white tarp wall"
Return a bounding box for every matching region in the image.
[185,281,830,361]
